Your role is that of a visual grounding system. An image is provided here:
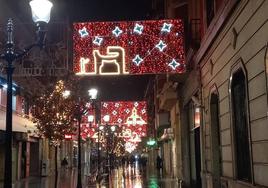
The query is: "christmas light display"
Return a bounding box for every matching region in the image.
[73,19,186,75]
[78,27,89,38]
[161,22,172,33]
[32,80,76,146]
[101,101,147,147]
[78,101,147,153]
[80,103,96,140]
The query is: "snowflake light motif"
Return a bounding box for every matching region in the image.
[161,22,172,33]
[93,36,103,46]
[103,103,108,108]
[112,26,123,37]
[141,109,146,114]
[112,110,117,115]
[155,40,167,52]
[133,23,144,35]
[168,59,180,70]
[79,27,89,38]
[132,55,143,66]
[118,118,122,124]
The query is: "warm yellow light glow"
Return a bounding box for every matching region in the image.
[76,57,93,75]
[103,115,110,123]
[77,46,129,75]
[62,90,70,98]
[126,108,146,126]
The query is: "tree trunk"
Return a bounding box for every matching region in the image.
[54,146,58,188]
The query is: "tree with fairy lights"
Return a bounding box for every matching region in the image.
[32,80,76,187]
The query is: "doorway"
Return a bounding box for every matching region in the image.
[189,105,202,188]
[20,142,27,179]
[30,142,40,176]
[210,93,222,187]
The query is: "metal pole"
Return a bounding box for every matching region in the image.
[77,118,82,188]
[106,127,109,174]
[97,128,100,174]
[4,18,15,188]
[4,64,14,188]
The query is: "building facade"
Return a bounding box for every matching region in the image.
[150,0,268,187]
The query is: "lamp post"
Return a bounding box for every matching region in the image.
[98,125,104,176]
[103,115,110,174]
[76,88,98,188]
[0,1,53,187]
[87,114,94,175]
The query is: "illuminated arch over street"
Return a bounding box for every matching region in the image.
[73,19,186,75]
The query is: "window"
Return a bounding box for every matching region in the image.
[231,69,252,182]
[206,0,215,25]
[206,0,224,26]
[210,91,222,187]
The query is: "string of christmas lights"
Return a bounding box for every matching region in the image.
[73,19,186,75]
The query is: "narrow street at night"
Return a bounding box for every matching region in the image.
[1,0,268,188]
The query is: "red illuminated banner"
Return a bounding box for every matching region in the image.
[101,101,147,141]
[73,19,186,75]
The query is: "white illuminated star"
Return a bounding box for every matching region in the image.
[112,26,123,37]
[132,55,143,66]
[118,118,122,123]
[156,40,167,52]
[133,23,144,35]
[141,109,146,114]
[93,36,103,46]
[79,27,89,38]
[161,22,172,33]
[168,59,180,70]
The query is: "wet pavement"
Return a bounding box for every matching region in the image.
[1,164,180,188]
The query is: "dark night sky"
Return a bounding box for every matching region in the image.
[65,0,154,101]
[0,0,154,101]
[67,0,152,22]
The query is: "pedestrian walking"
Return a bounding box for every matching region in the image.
[61,157,68,171]
[156,155,163,177]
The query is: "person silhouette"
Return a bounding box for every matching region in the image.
[156,155,163,177]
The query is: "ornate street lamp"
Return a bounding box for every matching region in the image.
[77,88,98,188]
[0,0,53,187]
[87,114,94,176]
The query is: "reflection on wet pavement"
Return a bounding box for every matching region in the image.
[1,163,180,188]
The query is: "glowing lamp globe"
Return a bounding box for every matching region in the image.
[88,88,98,100]
[88,115,94,123]
[103,115,110,123]
[29,0,53,23]
[111,126,116,132]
